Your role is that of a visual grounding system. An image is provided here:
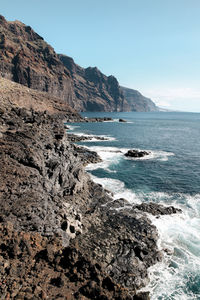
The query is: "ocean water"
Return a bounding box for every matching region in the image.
[67,111,200,300]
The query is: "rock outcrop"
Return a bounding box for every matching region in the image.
[125,149,150,158]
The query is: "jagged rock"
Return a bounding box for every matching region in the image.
[0,81,163,298]
[67,133,108,142]
[133,202,182,216]
[85,117,113,122]
[125,149,150,158]
[59,55,127,112]
[72,144,102,165]
[119,118,127,122]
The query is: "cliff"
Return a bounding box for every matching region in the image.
[0,15,157,112]
[0,15,74,107]
[58,54,127,112]
[59,54,159,112]
[120,86,158,112]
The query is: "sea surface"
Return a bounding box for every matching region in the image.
[67,111,200,300]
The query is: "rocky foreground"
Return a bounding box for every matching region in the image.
[0,78,180,299]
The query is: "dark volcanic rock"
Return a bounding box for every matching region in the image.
[72,144,102,165]
[0,82,163,298]
[133,202,182,216]
[119,118,127,122]
[85,117,113,122]
[125,149,150,158]
[67,133,108,143]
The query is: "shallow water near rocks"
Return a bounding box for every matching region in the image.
[67,111,200,300]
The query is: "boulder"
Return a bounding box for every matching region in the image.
[125,149,149,158]
[119,118,127,122]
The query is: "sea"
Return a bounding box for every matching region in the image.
[66,111,200,300]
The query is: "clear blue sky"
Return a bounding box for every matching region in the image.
[1,0,200,112]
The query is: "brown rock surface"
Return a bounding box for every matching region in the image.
[0,77,83,122]
[59,55,128,112]
[0,15,74,105]
[0,15,158,113]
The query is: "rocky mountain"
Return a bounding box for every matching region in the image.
[0,15,74,106]
[0,14,158,112]
[59,54,158,112]
[58,54,127,112]
[121,86,158,112]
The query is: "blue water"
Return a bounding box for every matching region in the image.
[67,112,200,300]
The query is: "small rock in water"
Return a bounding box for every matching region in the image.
[125,149,149,158]
[119,118,127,122]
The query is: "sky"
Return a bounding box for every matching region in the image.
[1,0,200,112]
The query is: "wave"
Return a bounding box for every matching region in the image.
[72,132,116,142]
[90,174,141,204]
[124,149,174,162]
[85,145,174,173]
[65,124,80,131]
[141,193,200,300]
[88,147,200,299]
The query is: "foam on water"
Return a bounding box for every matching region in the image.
[72,132,116,142]
[141,193,200,300]
[85,145,174,173]
[124,149,174,162]
[85,146,125,172]
[90,174,141,204]
[65,124,80,131]
[67,115,200,299]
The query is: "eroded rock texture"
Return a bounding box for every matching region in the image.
[0,15,74,105]
[0,78,162,299]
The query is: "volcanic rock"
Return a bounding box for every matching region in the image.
[67,133,108,143]
[133,202,182,216]
[125,149,150,158]
[0,78,162,298]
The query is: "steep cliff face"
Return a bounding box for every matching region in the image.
[0,14,158,113]
[0,15,74,106]
[59,54,127,112]
[59,54,159,112]
[121,86,158,112]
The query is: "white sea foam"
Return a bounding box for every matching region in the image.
[72,132,116,142]
[141,193,200,300]
[85,145,126,171]
[90,174,141,204]
[66,125,80,131]
[85,145,174,174]
[124,149,174,161]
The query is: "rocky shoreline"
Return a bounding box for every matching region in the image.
[0,80,182,300]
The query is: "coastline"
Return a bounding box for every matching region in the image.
[0,105,161,299]
[64,123,183,298]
